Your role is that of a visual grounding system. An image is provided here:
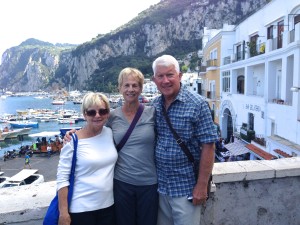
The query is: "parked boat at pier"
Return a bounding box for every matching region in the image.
[8,121,38,128]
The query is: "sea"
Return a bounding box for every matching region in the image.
[0,95,86,157]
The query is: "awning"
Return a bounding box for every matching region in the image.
[224,139,249,156]
[274,149,292,158]
[29,131,60,138]
[246,144,277,160]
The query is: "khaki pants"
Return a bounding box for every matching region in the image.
[157,193,201,225]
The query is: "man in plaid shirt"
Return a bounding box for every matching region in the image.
[152,55,218,225]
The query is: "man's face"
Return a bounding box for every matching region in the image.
[153,64,182,101]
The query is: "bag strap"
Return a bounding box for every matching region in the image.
[162,106,213,199]
[116,104,144,152]
[67,133,78,204]
[162,106,195,164]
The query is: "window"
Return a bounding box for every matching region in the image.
[295,15,300,25]
[237,75,245,94]
[277,20,284,49]
[210,49,217,59]
[267,25,274,39]
[248,113,254,130]
[222,71,230,92]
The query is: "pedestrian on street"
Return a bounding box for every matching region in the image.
[47,144,51,158]
[24,153,31,169]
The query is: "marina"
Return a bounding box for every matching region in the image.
[0,93,86,157]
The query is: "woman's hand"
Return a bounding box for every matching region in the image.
[58,212,71,225]
[63,129,76,143]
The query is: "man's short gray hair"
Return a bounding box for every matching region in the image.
[152,55,180,75]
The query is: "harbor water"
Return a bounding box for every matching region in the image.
[0,95,86,156]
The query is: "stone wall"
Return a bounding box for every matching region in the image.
[1,157,299,225]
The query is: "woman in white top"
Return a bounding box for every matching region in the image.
[57,92,118,225]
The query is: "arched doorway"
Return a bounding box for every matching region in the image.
[222,109,233,143]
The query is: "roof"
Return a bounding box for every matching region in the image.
[8,169,38,182]
[246,144,277,160]
[224,139,249,156]
[274,149,292,158]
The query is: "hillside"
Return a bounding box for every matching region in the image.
[0,0,270,92]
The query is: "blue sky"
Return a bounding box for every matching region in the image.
[0,0,160,63]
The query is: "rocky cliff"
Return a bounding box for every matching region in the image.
[0,0,270,92]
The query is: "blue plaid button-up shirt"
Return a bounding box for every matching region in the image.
[152,85,218,197]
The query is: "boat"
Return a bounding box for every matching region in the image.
[1,169,44,188]
[73,99,82,104]
[52,100,65,105]
[16,127,32,136]
[0,131,10,141]
[0,128,32,140]
[58,118,76,124]
[8,121,39,128]
[0,172,10,188]
[0,95,7,100]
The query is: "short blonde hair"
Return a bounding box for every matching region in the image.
[81,92,110,114]
[118,67,144,90]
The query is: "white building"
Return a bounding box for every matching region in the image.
[218,0,300,159]
[181,72,202,94]
[143,79,158,93]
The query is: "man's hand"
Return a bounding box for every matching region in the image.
[63,129,76,143]
[192,182,208,206]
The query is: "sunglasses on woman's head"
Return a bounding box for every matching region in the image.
[85,109,109,117]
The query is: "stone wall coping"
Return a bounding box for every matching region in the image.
[212,157,300,183]
[1,157,300,224]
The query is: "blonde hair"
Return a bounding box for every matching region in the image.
[81,92,110,114]
[118,67,144,90]
[152,55,180,76]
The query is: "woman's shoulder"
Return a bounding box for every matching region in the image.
[103,126,113,134]
[109,107,122,117]
[143,105,155,113]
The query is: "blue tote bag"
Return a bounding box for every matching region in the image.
[43,133,78,225]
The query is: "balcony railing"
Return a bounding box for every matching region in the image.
[199,65,207,72]
[289,29,295,43]
[206,59,218,67]
[248,42,265,57]
[271,35,283,50]
[223,56,231,65]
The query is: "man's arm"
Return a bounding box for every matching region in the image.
[192,143,215,205]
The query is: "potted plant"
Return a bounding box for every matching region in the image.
[247,41,257,57]
[259,43,265,54]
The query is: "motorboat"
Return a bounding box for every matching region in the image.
[52,99,65,105]
[0,128,32,140]
[58,118,76,124]
[0,172,10,188]
[8,121,39,128]
[1,169,44,188]
[0,131,10,141]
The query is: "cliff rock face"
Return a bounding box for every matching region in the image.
[0,0,269,92]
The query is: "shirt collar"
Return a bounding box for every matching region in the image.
[161,83,186,105]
